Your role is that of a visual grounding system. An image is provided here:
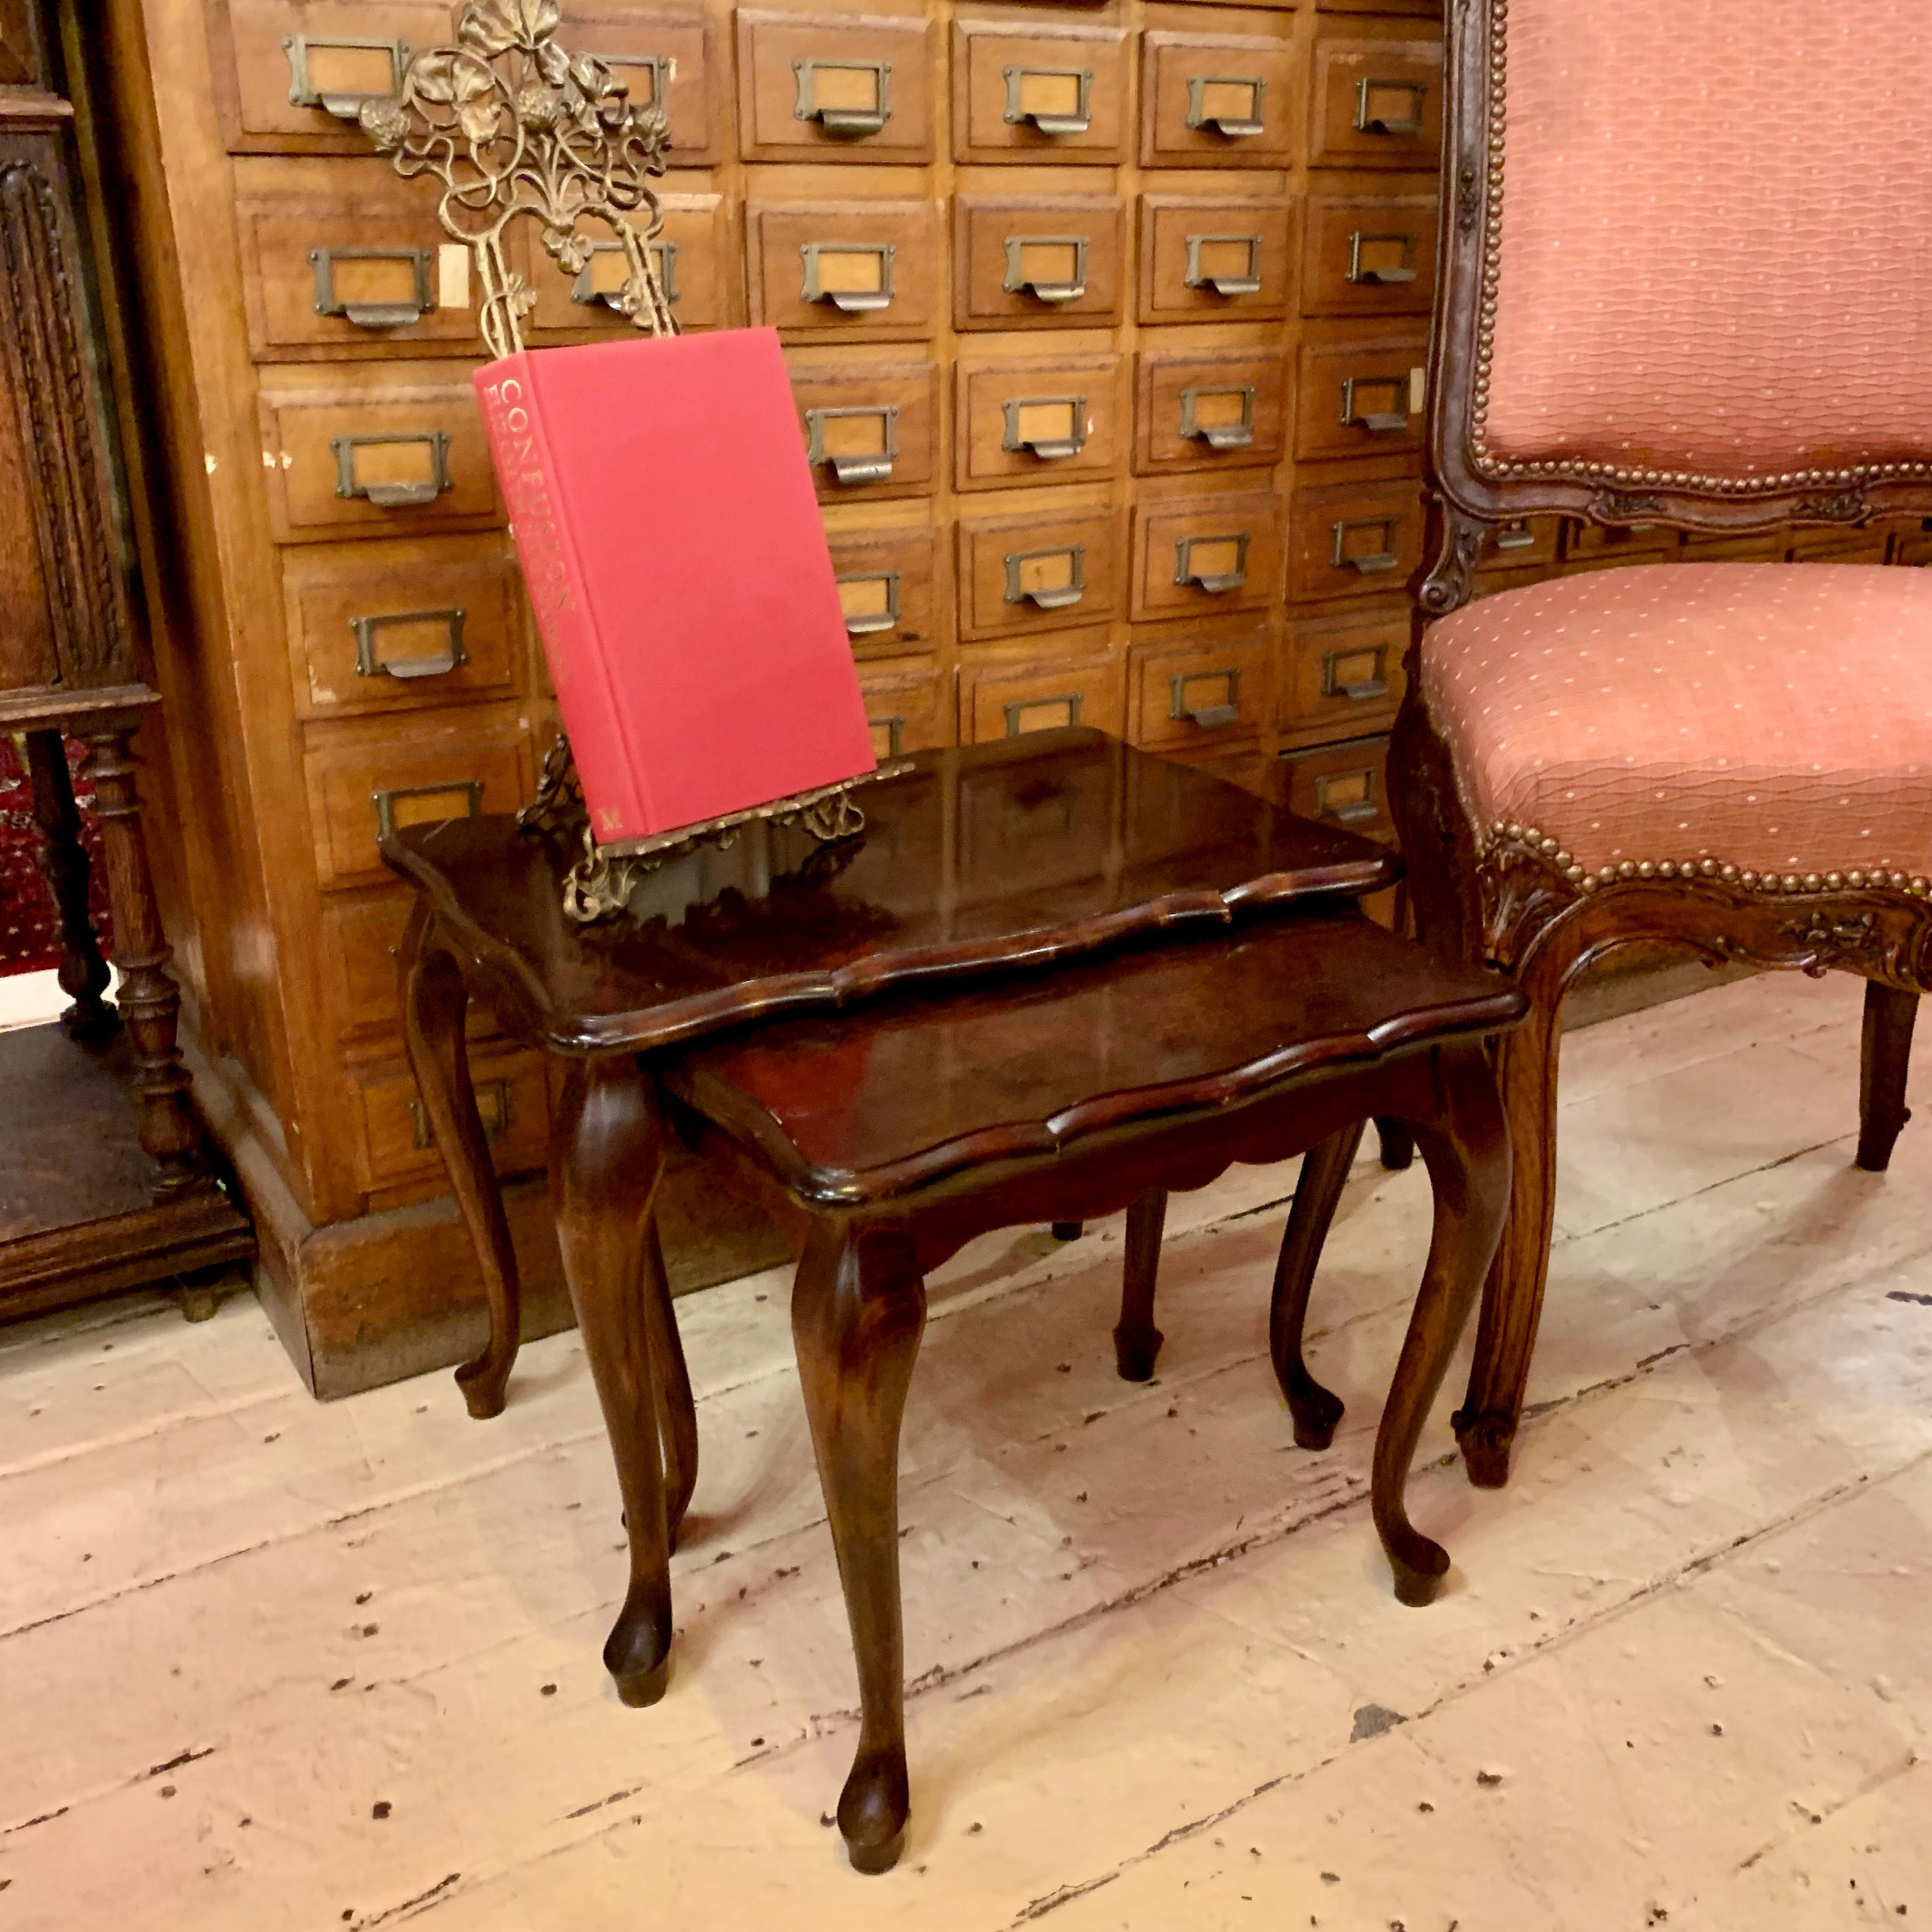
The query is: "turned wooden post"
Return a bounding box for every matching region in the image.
[79,721,202,1195]
[23,727,115,1038]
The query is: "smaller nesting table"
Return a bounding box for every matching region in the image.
[386,730,1524,1873]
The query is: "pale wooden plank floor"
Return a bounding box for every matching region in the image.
[3,970,1928,1931]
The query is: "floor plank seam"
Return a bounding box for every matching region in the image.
[993,1441,1932,1930]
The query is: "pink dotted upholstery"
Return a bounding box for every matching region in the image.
[1425,564,1932,880]
[1483,0,1932,477]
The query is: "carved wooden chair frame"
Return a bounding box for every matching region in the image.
[1395,0,1932,1489]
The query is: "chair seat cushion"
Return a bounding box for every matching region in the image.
[1425,562,1932,884]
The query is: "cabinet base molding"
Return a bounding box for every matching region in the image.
[184,1029,786,1399]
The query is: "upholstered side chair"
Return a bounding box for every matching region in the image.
[1397,0,1932,1487]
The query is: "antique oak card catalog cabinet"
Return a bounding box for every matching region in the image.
[88,0,1907,1390]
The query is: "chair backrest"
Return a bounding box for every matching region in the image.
[1429,0,1932,539]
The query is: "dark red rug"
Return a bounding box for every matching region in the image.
[0,735,112,976]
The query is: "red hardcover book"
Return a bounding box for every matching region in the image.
[474,328,876,845]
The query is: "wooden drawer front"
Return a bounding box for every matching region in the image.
[1139,195,1295,325]
[351,1048,549,1193]
[1141,32,1299,168]
[1134,348,1285,476]
[954,195,1127,331]
[1680,533,1791,563]
[1287,478,1426,601]
[1133,491,1281,619]
[1317,0,1441,13]
[1280,733,1395,841]
[1479,516,1562,572]
[958,506,1124,641]
[960,644,1124,746]
[1891,522,1932,567]
[956,353,1125,490]
[1565,519,1679,562]
[737,10,932,162]
[746,201,939,339]
[218,0,452,148]
[283,533,521,717]
[1129,629,1270,751]
[860,664,954,759]
[1789,526,1889,563]
[263,371,500,539]
[1303,194,1438,318]
[560,8,717,164]
[790,361,939,500]
[827,526,942,659]
[1309,38,1443,169]
[1284,606,1407,735]
[236,158,476,355]
[319,890,504,1046]
[953,20,1130,164]
[524,194,729,337]
[1296,336,1427,461]
[304,706,533,891]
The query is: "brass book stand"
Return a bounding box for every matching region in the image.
[358,0,907,923]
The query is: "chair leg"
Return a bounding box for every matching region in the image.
[1374,1118,1416,1170]
[1269,1122,1367,1449]
[1453,993,1563,1491]
[792,1221,928,1876]
[1856,982,1918,1173]
[1050,1221,1084,1241]
[1375,1042,1512,1606]
[1112,1189,1167,1381]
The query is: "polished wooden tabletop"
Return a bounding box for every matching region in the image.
[387,729,1401,1054]
[663,911,1522,1206]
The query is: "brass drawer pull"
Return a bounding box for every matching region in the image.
[1180,383,1255,452]
[1346,231,1420,286]
[331,431,452,509]
[1004,543,1086,610]
[1494,521,1538,552]
[800,241,896,313]
[1169,668,1242,730]
[371,777,485,841]
[1001,394,1087,461]
[793,57,892,137]
[868,714,906,759]
[1003,234,1089,304]
[351,607,468,680]
[1174,532,1250,595]
[1003,64,1092,136]
[839,569,902,638]
[805,404,900,487]
[1185,74,1265,139]
[1184,233,1262,298]
[1315,770,1381,825]
[1331,517,1401,574]
[1340,375,1409,434]
[283,34,409,119]
[1322,647,1390,703]
[571,238,680,309]
[410,1077,512,1151]
[608,51,671,114]
[1004,693,1084,738]
[310,246,434,328]
[1354,76,1427,137]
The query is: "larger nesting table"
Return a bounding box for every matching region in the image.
[385,730,1524,1872]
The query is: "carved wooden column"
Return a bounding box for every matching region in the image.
[0,19,227,1218]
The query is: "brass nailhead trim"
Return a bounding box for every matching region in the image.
[1484,822,1932,899]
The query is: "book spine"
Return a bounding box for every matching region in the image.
[473,358,650,839]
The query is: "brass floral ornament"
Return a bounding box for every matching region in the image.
[358,0,674,358]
